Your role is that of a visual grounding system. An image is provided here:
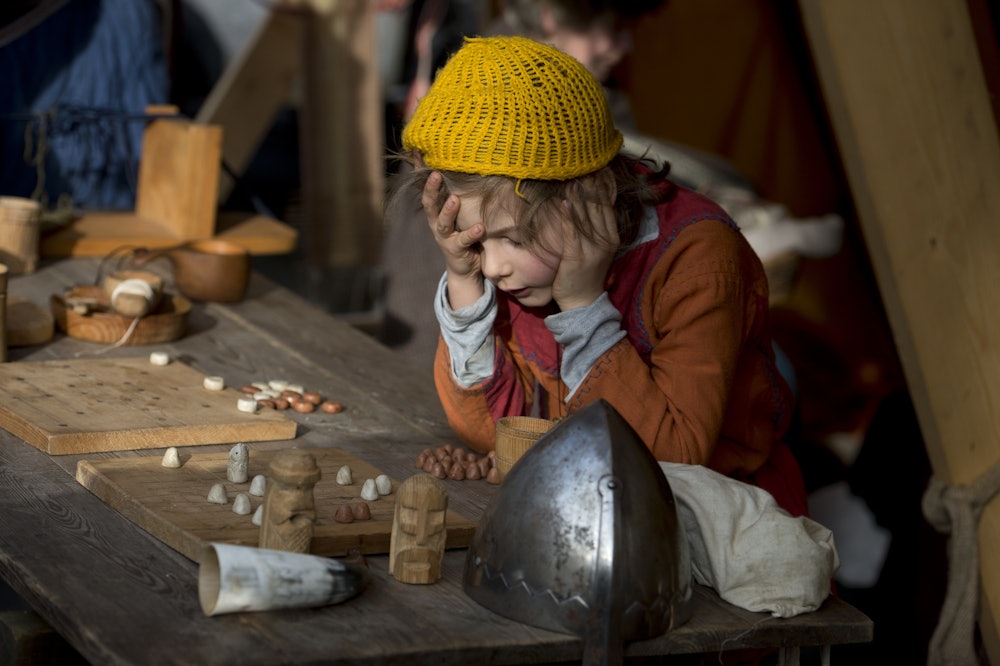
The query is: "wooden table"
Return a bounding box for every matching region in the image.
[0,258,872,665]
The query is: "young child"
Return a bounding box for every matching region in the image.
[390,35,807,517]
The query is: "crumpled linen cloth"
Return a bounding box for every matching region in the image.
[661,462,840,618]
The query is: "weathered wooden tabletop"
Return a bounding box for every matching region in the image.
[0,258,872,665]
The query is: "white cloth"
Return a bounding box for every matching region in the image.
[660,462,840,618]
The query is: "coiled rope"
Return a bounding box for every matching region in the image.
[922,458,1000,665]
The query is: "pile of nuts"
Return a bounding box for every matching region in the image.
[415,444,501,484]
[239,380,344,415]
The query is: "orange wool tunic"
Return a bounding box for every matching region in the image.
[433,183,806,515]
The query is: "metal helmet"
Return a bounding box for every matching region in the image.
[463,400,693,662]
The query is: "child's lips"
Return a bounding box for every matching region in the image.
[505,286,531,298]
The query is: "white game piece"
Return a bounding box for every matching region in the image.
[161,447,181,468]
[208,483,228,505]
[249,474,266,496]
[232,493,252,515]
[203,376,225,391]
[149,351,170,366]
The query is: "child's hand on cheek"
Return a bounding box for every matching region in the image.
[552,176,618,311]
[423,171,486,308]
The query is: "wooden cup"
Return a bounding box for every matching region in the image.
[0,196,41,275]
[133,239,251,303]
[494,416,555,479]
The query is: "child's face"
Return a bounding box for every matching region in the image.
[454,193,562,308]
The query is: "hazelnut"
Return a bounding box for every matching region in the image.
[292,399,315,414]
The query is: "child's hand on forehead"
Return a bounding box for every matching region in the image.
[423,171,487,308]
[552,169,619,312]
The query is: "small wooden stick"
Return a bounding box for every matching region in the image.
[0,263,7,362]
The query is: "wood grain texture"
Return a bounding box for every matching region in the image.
[135,119,222,241]
[799,0,1000,658]
[50,286,189,345]
[0,258,872,663]
[76,447,476,562]
[39,211,298,257]
[0,357,296,454]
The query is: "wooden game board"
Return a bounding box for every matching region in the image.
[0,357,297,455]
[76,447,476,562]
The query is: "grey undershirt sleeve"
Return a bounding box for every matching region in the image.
[433,272,497,387]
[545,292,626,400]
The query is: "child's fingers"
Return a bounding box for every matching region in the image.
[421,171,443,213]
[459,223,484,248]
[436,196,459,236]
[567,179,617,248]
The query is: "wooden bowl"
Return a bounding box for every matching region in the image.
[51,285,190,345]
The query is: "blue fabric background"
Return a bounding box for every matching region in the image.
[0,0,168,210]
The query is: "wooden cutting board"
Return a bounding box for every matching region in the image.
[0,356,296,455]
[76,447,476,562]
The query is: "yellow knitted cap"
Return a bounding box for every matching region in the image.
[402,36,623,180]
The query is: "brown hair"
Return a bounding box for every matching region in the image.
[385,153,670,258]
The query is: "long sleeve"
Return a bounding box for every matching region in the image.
[568,218,789,475]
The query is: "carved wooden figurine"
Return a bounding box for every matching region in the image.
[389,473,447,584]
[259,449,322,553]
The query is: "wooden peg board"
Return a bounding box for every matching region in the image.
[0,357,297,455]
[76,447,476,562]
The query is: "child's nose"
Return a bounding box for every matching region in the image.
[480,246,509,282]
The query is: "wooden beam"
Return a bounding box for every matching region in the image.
[798,0,1000,660]
[195,10,302,203]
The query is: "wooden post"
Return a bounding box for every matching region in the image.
[298,0,384,270]
[798,0,1000,660]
